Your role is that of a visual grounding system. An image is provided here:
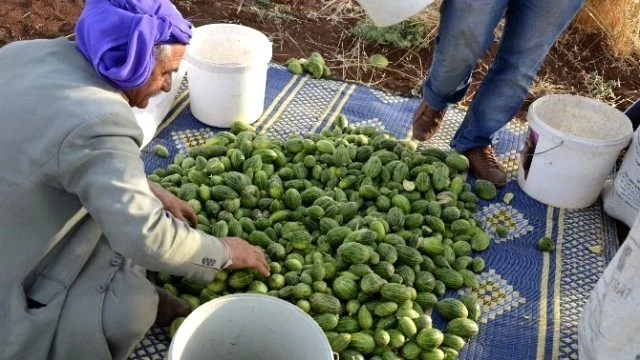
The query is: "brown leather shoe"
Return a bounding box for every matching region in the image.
[154,286,191,327]
[464,145,507,187]
[412,101,445,141]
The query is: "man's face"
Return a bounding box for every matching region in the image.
[124,44,186,109]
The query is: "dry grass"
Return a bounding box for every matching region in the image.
[529,74,572,99]
[223,0,638,106]
[543,26,640,108]
[410,0,441,43]
[583,70,624,106]
[574,0,640,58]
[315,0,363,22]
[281,0,440,88]
[238,0,441,88]
[332,1,440,87]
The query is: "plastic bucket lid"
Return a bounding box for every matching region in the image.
[527,94,633,150]
[168,294,335,360]
[185,24,272,74]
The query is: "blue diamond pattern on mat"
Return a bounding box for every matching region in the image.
[494,120,528,155]
[264,78,348,139]
[559,204,609,360]
[369,88,411,104]
[504,120,529,143]
[498,149,522,181]
[477,203,534,243]
[170,128,215,155]
[458,269,526,324]
[128,326,170,360]
[347,118,388,133]
[498,121,529,181]
[414,106,466,150]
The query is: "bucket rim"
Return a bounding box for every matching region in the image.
[185,23,273,70]
[168,293,333,359]
[528,94,633,148]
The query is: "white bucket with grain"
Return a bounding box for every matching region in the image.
[517,94,633,209]
[167,293,335,360]
[185,24,272,128]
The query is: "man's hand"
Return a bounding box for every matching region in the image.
[221,237,270,277]
[148,180,198,226]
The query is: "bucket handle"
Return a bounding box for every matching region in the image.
[333,352,340,360]
[520,135,563,181]
[525,139,564,157]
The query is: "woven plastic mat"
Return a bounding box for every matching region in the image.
[132,65,619,360]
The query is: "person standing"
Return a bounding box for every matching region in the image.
[413,0,585,186]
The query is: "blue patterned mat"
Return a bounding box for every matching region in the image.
[132,65,619,360]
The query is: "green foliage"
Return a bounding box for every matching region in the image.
[350,20,429,49]
[584,71,621,106]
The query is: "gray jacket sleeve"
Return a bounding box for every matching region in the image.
[57,112,228,284]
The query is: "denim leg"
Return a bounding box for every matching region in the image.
[450,0,585,152]
[422,0,508,111]
[624,99,640,130]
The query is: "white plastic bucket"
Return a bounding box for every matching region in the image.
[579,213,640,359]
[517,95,633,209]
[134,64,186,148]
[185,24,272,128]
[355,0,434,27]
[167,294,335,360]
[602,121,640,227]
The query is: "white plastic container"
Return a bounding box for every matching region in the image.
[601,99,640,227]
[517,95,633,209]
[356,0,434,27]
[133,64,186,148]
[602,126,640,226]
[167,294,335,360]
[185,24,272,128]
[579,213,640,359]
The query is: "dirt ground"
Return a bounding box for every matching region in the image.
[1,0,638,115]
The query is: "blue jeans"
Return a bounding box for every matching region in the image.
[625,99,640,130]
[422,0,585,152]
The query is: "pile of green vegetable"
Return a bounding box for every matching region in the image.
[148,117,499,360]
[286,52,331,79]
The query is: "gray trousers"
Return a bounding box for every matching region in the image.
[50,238,158,360]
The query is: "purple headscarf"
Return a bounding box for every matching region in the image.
[75,0,192,90]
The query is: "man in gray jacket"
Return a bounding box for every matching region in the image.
[0,0,269,359]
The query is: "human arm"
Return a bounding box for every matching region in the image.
[57,114,269,281]
[147,180,198,226]
[220,237,270,276]
[146,169,268,275]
